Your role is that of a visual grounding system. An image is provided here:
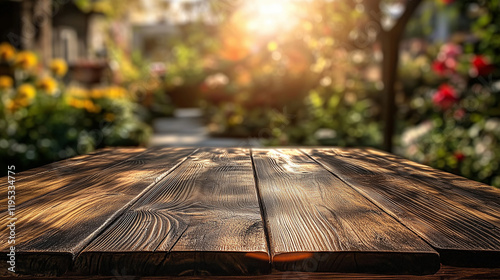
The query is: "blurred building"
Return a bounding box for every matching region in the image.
[0,0,212,85]
[128,0,213,61]
[0,0,109,85]
[0,0,106,62]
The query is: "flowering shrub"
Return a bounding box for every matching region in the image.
[129,0,499,188]
[432,84,457,110]
[0,43,152,170]
[400,39,500,187]
[0,43,16,62]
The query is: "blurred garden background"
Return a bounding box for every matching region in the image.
[0,0,499,187]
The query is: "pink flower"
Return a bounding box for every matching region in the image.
[471,55,494,77]
[439,43,462,60]
[433,84,458,110]
[432,43,461,76]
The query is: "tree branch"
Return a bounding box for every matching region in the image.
[391,0,422,37]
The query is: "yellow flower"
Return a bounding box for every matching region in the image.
[12,84,36,108]
[90,88,104,99]
[5,100,17,112]
[50,59,68,77]
[68,97,81,108]
[15,51,38,70]
[67,87,89,98]
[17,84,36,99]
[0,76,14,90]
[107,86,127,99]
[83,99,101,113]
[37,77,58,95]
[0,43,16,62]
[15,97,32,107]
[67,96,100,113]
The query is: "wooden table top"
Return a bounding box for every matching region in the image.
[1,147,500,278]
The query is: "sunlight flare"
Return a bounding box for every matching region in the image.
[244,0,297,36]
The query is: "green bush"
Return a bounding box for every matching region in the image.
[0,45,152,171]
[398,0,500,187]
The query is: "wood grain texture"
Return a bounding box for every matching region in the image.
[1,147,142,181]
[0,148,144,208]
[0,147,195,276]
[76,148,269,276]
[305,148,500,267]
[360,148,500,225]
[251,149,439,274]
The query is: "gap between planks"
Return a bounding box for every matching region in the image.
[303,148,500,267]
[249,149,273,263]
[0,147,198,276]
[298,148,438,253]
[251,148,439,274]
[76,148,270,276]
[74,148,200,260]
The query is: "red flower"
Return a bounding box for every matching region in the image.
[432,58,457,76]
[441,0,455,5]
[454,152,465,162]
[432,60,447,75]
[433,84,458,110]
[471,55,494,77]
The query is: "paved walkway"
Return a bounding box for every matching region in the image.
[149,108,261,147]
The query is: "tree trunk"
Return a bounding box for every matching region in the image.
[381,32,400,152]
[379,0,422,152]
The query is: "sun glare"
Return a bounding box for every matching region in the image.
[244,0,297,36]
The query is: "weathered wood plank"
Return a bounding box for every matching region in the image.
[0,147,195,276]
[0,148,144,207]
[251,149,439,274]
[360,148,500,224]
[2,147,142,181]
[305,148,500,267]
[76,148,269,276]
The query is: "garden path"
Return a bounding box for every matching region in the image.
[149,108,261,147]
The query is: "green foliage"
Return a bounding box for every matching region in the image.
[196,0,383,142]
[107,41,175,119]
[136,0,499,188]
[1,88,153,169]
[165,43,206,88]
[0,45,152,171]
[398,0,500,187]
[0,87,152,170]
